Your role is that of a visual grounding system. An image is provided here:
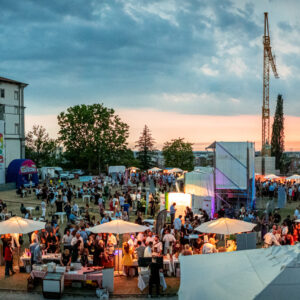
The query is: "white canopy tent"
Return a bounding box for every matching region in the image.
[108,166,126,174]
[184,168,214,216]
[286,174,300,183]
[168,168,183,173]
[148,167,162,172]
[179,244,300,300]
[0,216,45,234]
[264,174,279,180]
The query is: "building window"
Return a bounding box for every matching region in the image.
[15,123,19,135]
[14,91,19,100]
[0,89,4,98]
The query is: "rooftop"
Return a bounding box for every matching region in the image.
[0,76,28,86]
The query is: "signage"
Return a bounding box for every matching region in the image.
[79,176,94,182]
[0,121,4,184]
[20,160,37,174]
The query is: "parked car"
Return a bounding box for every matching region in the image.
[65,171,75,180]
[71,169,85,176]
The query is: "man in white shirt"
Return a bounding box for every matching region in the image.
[153,236,162,255]
[202,238,218,254]
[119,194,125,209]
[264,232,280,248]
[31,230,40,243]
[41,200,46,218]
[174,215,182,231]
[144,241,153,257]
[107,233,117,246]
[146,232,154,245]
[163,230,176,255]
[131,192,137,210]
[127,235,136,248]
[136,192,141,203]
[71,232,84,251]
[62,230,73,249]
[73,202,79,214]
[294,207,300,219]
[137,232,144,242]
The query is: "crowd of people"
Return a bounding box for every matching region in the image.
[256,179,300,202]
[2,173,300,280]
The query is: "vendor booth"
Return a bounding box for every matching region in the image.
[165,192,192,219]
[184,168,214,217]
[6,159,39,188]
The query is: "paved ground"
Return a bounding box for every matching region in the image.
[0,266,180,297]
[0,290,178,299]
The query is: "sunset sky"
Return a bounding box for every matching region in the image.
[1,0,300,150]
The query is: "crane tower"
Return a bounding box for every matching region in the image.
[261,12,279,156]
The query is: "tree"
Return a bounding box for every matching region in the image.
[25,125,58,167]
[271,94,284,171]
[162,138,194,171]
[57,104,129,173]
[135,125,156,170]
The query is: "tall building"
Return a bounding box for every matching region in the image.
[0,76,27,168]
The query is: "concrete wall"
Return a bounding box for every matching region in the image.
[255,156,276,175]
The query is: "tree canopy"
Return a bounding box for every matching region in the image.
[162,138,194,171]
[271,94,284,171]
[57,103,129,173]
[135,125,156,170]
[25,125,58,167]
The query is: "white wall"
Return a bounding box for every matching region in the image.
[5,139,21,168]
[0,80,26,170]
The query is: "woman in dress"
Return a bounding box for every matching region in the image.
[122,242,133,277]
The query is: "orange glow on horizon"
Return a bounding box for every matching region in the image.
[26,109,300,151]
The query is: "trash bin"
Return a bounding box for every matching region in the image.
[102,267,114,293]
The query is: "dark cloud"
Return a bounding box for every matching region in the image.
[0,0,298,116]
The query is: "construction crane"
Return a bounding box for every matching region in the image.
[261,12,279,157]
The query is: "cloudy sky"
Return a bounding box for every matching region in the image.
[1,0,300,150]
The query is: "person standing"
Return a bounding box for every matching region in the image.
[4,242,15,277]
[170,203,176,225]
[41,199,46,218]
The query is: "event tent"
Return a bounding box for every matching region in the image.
[179,245,300,300]
[169,168,183,173]
[6,159,39,188]
[184,168,214,216]
[286,174,300,183]
[264,174,279,180]
[148,167,162,172]
[108,166,126,174]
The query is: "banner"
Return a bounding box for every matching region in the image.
[79,176,93,182]
[0,121,5,184]
[20,160,37,174]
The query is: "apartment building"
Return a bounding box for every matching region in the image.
[0,76,27,169]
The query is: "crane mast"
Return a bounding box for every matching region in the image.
[261,12,279,157]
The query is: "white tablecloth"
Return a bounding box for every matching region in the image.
[138,271,167,291]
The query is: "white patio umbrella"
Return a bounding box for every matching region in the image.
[264,174,279,180]
[148,167,162,172]
[89,219,149,234]
[89,220,149,275]
[169,168,183,173]
[195,218,257,235]
[0,216,45,234]
[286,174,300,181]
